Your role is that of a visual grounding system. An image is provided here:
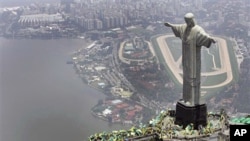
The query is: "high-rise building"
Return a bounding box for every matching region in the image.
[104,17,111,28]
[95,19,103,30]
[60,0,74,13]
[110,17,115,28]
[83,19,94,30]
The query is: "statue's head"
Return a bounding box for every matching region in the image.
[184,13,195,27]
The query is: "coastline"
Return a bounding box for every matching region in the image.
[69,39,140,126]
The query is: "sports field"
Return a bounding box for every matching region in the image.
[165,37,222,73]
[152,34,239,98]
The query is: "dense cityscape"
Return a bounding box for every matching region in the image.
[1,0,250,140]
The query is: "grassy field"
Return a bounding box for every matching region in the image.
[201,47,221,72]
[201,73,227,86]
[165,36,222,73]
[201,37,239,99]
[151,35,182,90]
[165,37,182,61]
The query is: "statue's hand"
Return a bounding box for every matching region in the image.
[164,22,172,27]
[211,38,216,43]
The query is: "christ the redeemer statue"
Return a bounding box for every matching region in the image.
[164,13,216,106]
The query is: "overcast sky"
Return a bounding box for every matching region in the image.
[0,0,60,7]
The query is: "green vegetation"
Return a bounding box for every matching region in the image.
[230,116,250,125]
[201,73,227,86]
[151,35,182,89]
[209,43,222,68]
[164,37,222,73]
[202,37,240,99]
[224,37,239,82]
[202,46,222,72]
[165,37,182,61]
[149,35,181,88]
[88,109,224,140]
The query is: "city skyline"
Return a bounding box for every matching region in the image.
[1,0,250,140]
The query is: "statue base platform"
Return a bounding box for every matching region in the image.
[175,101,207,129]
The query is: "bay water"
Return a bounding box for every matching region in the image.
[0,38,128,141]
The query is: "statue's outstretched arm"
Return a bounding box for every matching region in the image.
[164,22,174,28]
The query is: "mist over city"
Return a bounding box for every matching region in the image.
[1,0,250,141]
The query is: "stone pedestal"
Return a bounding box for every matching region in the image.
[175,101,207,129]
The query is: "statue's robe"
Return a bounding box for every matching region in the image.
[171,24,213,105]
